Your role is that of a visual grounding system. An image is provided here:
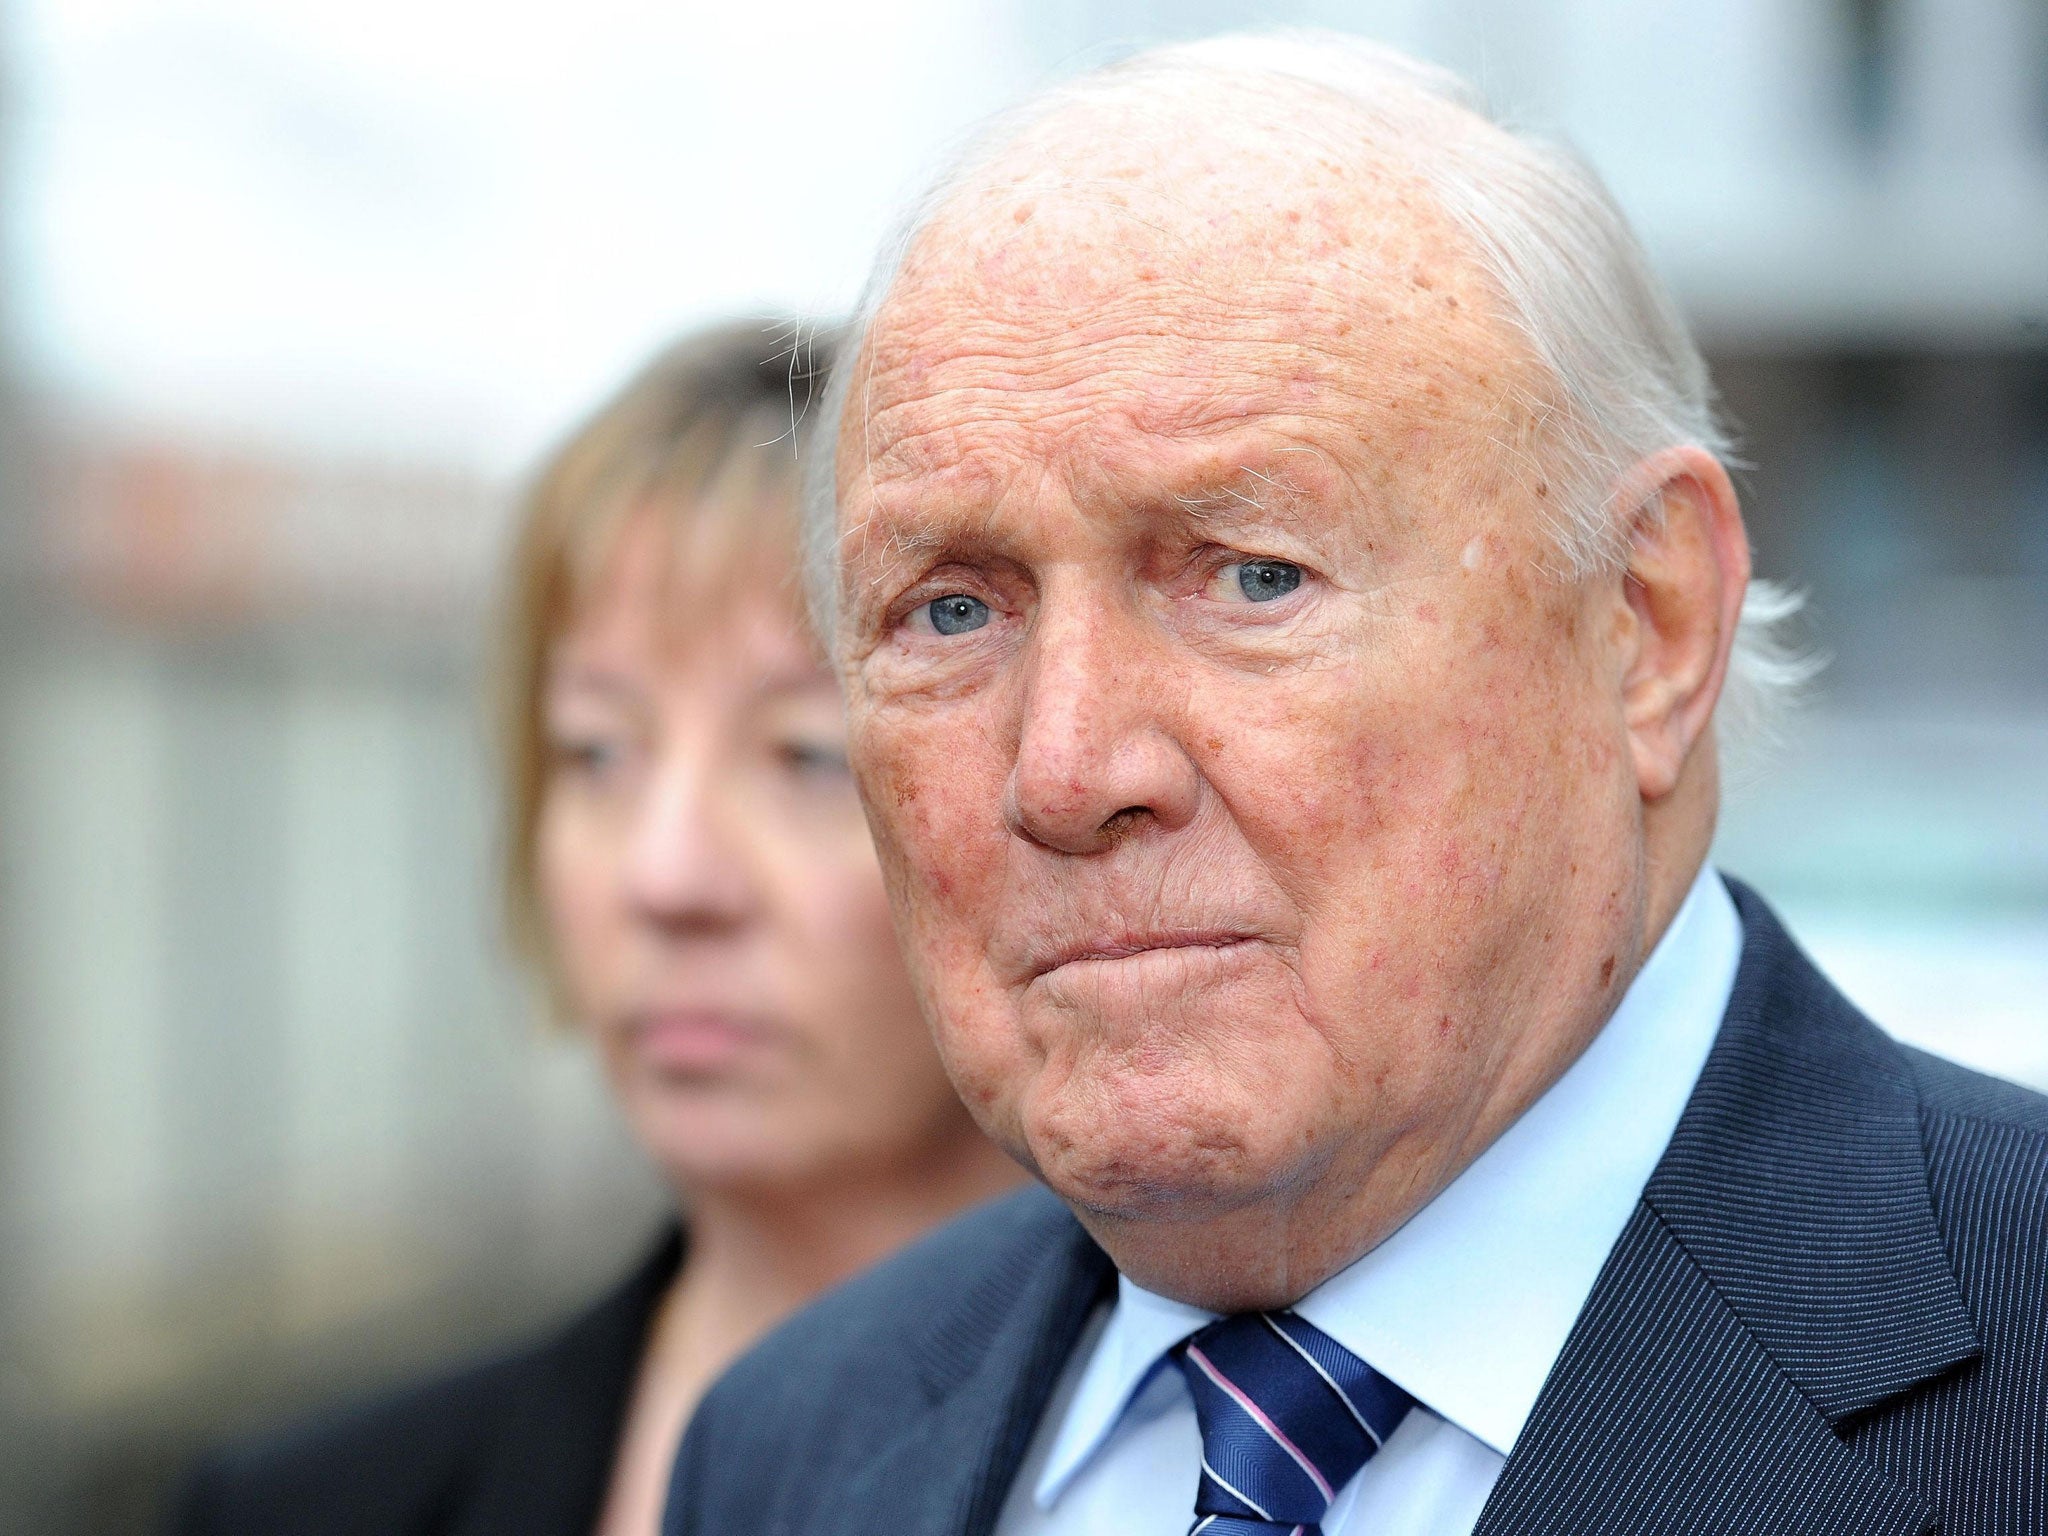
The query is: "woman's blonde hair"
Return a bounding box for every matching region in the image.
[495,319,837,1014]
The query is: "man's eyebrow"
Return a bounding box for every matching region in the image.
[1173,483,1264,516]
[841,460,1333,576]
[838,500,997,569]
[1165,465,1316,526]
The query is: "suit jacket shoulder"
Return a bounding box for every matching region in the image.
[1852,1043,2048,1523]
[1904,1039,2048,1134]
[667,1186,1111,1536]
[1902,1037,2048,1320]
[1477,883,2048,1536]
[169,1226,682,1536]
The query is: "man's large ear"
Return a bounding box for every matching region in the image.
[1612,445,1750,802]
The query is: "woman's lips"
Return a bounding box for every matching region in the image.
[630,1010,776,1073]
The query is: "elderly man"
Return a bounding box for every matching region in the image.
[665,33,2048,1536]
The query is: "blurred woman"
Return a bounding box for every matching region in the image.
[171,323,1023,1536]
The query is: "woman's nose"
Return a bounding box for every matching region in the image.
[620,751,755,928]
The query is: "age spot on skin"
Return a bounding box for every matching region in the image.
[1599,955,1617,988]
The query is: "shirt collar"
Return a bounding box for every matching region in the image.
[1035,865,1742,1506]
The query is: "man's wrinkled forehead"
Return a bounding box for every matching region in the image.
[844,80,1515,495]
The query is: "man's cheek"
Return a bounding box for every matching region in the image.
[856,732,947,873]
[881,733,1007,887]
[1219,691,1412,887]
[931,999,1037,1155]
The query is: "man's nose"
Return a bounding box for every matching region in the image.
[1002,606,1202,855]
[622,752,754,928]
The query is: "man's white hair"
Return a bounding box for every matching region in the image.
[804,29,1813,747]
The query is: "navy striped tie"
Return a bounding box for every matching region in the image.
[1172,1311,1414,1536]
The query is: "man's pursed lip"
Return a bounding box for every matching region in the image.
[1028,930,1263,981]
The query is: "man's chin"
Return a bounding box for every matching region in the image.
[1003,1059,1326,1209]
[1037,1160,1258,1226]
[1055,1176,1353,1312]
[1019,1107,1318,1228]
[1006,1084,1376,1307]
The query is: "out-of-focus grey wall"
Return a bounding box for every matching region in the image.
[1,3,2042,1532]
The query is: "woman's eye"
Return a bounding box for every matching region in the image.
[778,740,851,778]
[1222,558,1304,603]
[919,593,991,636]
[550,736,624,779]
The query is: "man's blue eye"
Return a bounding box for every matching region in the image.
[1236,560,1303,601]
[926,594,991,635]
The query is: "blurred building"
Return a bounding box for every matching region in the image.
[1,432,666,1533]
[1,2,2043,1532]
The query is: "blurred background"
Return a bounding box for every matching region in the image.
[1,1,2042,1529]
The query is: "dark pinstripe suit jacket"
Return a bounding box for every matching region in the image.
[664,884,2048,1535]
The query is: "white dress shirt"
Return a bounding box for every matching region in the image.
[995,866,1743,1536]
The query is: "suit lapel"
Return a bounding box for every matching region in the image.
[1473,1202,1940,1535]
[1475,884,1978,1535]
[827,1190,1114,1536]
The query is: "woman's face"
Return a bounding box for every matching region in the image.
[536,509,984,1192]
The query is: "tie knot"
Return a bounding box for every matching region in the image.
[1171,1311,1413,1536]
